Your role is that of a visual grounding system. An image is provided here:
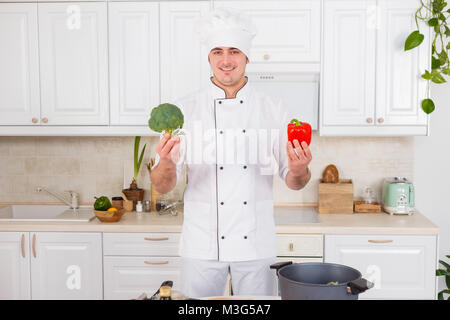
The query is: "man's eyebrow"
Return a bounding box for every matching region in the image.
[211,47,223,51]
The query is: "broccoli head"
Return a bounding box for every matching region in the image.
[148,103,184,136]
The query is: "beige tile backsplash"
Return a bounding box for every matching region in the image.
[0,132,414,204]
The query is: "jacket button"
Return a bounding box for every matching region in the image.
[240,100,243,104]
[244,236,247,239]
[243,201,247,205]
[219,130,223,134]
[220,202,224,205]
[242,129,246,133]
[243,165,247,169]
[220,166,223,170]
[221,236,225,239]
[219,101,222,104]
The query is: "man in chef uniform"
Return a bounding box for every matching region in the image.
[150,8,312,298]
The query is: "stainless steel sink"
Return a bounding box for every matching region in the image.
[0,205,95,222]
[274,207,321,225]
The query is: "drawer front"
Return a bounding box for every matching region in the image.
[324,235,437,299]
[103,233,180,256]
[276,234,323,257]
[103,256,181,300]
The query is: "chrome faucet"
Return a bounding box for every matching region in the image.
[35,187,79,209]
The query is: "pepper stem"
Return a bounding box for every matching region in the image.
[290,119,302,126]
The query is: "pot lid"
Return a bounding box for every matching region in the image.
[384,177,412,184]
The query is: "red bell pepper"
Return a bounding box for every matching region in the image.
[287,119,312,146]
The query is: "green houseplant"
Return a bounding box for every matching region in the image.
[404,0,450,114]
[122,136,147,209]
[436,255,450,300]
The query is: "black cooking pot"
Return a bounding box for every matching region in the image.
[270,262,374,300]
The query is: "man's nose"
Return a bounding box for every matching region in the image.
[221,52,232,64]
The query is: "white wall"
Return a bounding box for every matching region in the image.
[414,81,450,293]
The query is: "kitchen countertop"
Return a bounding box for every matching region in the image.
[0,203,439,235]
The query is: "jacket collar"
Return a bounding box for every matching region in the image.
[209,76,251,101]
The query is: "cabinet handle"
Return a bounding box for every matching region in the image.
[377,117,384,123]
[144,237,169,241]
[144,260,169,265]
[368,239,393,244]
[263,54,270,61]
[32,234,37,258]
[41,117,48,124]
[366,118,373,123]
[289,243,294,251]
[31,118,38,124]
[21,234,26,258]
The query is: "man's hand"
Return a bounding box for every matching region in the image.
[156,133,181,164]
[286,139,312,178]
[151,133,181,195]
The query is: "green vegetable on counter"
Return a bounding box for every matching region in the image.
[94,196,112,211]
[148,103,184,136]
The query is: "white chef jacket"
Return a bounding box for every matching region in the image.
[153,77,291,262]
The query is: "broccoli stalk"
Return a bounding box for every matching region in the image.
[148,103,184,136]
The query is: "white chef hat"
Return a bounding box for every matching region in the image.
[195,7,257,59]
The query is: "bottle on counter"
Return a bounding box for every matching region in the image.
[136,200,143,212]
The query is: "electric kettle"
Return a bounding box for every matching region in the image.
[381,177,415,215]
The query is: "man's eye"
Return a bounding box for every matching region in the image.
[232,51,240,54]
[213,51,222,55]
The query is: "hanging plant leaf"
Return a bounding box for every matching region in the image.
[404,31,424,51]
[428,18,439,26]
[442,68,450,76]
[422,99,435,114]
[431,71,447,83]
[439,50,448,64]
[421,70,432,80]
[446,26,450,37]
[432,56,441,69]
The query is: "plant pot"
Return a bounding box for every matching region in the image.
[122,181,144,211]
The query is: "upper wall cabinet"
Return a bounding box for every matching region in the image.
[160,1,211,104]
[108,2,160,126]
[38,2,109,125]
[213,0,321,67]
[320,0,430,136]
[0,3,40,125]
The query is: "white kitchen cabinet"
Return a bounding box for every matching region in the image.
[108,2,160,125]
[103,256,181,300]
[0,3,40,125]
[321,0,377,127]
[38,2,109,125]
[30,232,103,300]
[324,234,437,299]
[213,0,321,66]
[103,232,181,300]
[375,0,429,127]
[160,1,211,103]
[320,0,430,136]
[0,232,31,299]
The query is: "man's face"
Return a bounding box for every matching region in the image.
[208,47,248,87]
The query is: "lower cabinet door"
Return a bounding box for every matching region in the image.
[324,235,437,299]
[103,256,181,300]
[30,232,103,300]
[0,232,31,299]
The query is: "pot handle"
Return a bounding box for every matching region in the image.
[346,278,374,295]
[270,261,293,276]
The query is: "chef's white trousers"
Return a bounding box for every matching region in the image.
[180,257,276,298]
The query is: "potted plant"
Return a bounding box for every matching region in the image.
[436,255,450,300]
[122,136,147,210]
